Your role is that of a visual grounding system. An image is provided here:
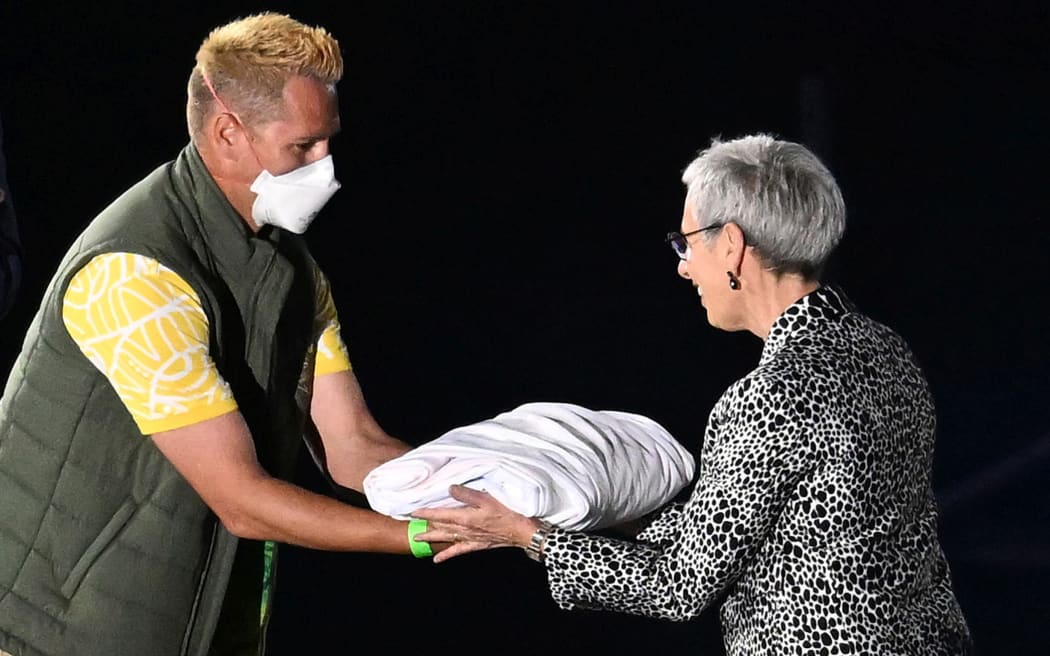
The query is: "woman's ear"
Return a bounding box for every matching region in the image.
[721,222,747,271]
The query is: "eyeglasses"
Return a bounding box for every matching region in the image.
[665,223,724,260]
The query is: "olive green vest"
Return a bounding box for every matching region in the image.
[0,145,316,656]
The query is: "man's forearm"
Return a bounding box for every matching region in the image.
[325,429,412,492]
[218,470,411,552]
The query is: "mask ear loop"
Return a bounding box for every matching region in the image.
[200,70,267,172]
[200,70,238,118]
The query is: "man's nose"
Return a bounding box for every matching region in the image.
[677,258,690,280]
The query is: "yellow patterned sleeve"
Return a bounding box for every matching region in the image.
[312,268,352,377]
[62,252,239,435]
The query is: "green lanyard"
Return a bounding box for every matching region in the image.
[260,540,277,625]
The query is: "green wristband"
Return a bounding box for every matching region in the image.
[407,519,433,558]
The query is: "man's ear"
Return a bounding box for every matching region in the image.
[208,112,243,163]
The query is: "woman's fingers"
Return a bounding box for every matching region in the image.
[415,522,460,544]
[432,541,491,564]
[446,483,493,505]
[412,506,466,524]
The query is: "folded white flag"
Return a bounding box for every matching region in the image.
[363,402,696,531]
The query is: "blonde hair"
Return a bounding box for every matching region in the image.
[186,12,343,142]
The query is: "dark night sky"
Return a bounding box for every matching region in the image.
[2,2,1048,653]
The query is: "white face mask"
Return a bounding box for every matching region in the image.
[250,154,341,234]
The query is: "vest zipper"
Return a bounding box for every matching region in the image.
[179,521,219,656]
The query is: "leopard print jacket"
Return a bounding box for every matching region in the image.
[542,286,973,655]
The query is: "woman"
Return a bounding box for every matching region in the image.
[414,134,973,655]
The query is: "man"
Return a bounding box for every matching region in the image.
[0,14,440,656]
[0,113,21,320]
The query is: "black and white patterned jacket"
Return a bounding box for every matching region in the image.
[543,286,972,655]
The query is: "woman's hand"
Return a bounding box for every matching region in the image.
[413,484,542,563]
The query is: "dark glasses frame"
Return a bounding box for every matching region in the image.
[665,223,724,260]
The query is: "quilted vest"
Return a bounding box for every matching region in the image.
[0,145,316,656]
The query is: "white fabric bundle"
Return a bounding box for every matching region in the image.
[363,402,696,531]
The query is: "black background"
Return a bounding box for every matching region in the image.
[2,2,1048,653]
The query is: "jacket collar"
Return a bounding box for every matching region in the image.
[170,144,282,276]
[760,285,855,364]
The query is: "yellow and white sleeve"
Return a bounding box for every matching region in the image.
[312,268,352,377]
[62,252,238,435]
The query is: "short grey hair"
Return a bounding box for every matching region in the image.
[681,134,846,278]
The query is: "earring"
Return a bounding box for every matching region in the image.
[726,271,740,290]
